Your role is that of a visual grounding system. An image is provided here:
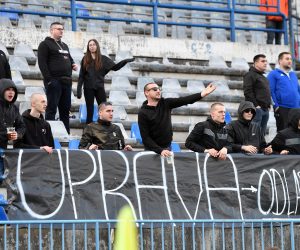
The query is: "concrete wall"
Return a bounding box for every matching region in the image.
[0,27,288,64]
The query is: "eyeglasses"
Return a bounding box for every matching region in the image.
[244,109,254,114]
[147,87,161,92]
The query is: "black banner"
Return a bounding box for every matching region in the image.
[4,150,300,220]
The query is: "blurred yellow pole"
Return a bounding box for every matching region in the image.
[114,205,138,250]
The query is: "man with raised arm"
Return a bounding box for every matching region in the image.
[138,82,216,156]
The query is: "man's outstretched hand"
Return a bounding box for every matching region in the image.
[201,83,216,97]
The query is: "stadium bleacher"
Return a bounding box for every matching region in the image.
[0,0,295,150]
[0,1,300,249]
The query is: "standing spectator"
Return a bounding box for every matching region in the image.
[243,54,271,135]
[77,39,134,124]
[260,0,288,45]
[37,22,78,134]
[14,93,54,154]
[138,82,216,157]
[0,79,26,177]
[226,101,272,154]
[79,102,132,150]
[0,50,11,79]
[185,103,231,160]
[268,52,300,131]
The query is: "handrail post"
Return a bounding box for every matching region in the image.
[71,0,77,31]
[288,0,295,65]
[153,0,159,37]
[230,0,236,42]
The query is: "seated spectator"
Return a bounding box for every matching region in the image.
[270,108,300,154]
[79,102,132,150]
[185,103,231,160]
[226,101,272,154]
[14,93,54,153]
[0,79,26,177]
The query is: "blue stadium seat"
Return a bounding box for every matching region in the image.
[225,111,232,124]
[69,139,80,149]
[0,194,8,206]
[171,142,181,152]
[0,11,19,21]
[75,3,90,17]
[79,104,98,123]
[130,122,142,144]
[0,207,8,220]
[54,139,62,149]
[0,194,9,221]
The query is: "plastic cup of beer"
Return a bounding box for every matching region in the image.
[7,127,15,140]
[166,152,174,164]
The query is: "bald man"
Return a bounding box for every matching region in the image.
[14,93,54,153]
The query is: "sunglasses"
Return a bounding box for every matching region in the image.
[244,109,254,114]
[147,87,161,92]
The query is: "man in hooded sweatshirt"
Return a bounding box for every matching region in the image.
[0,79,26,177]
[226,101,272,154]
[270,108,300,154]
[14,93,54,154]
[185,103,231,160]
[38,21,78,134]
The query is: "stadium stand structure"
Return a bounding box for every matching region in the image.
[0,0,298,150]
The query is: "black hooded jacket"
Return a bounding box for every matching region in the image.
[226,101,267,153]
[185,116,232,153]
[0,50,11,80]
[14,109,54,149]
[0,79,26,149]
[271,108,300,154]
[38,37,75,84]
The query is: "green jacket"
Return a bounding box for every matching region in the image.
[79,120,125,150]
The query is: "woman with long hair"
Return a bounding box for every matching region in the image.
[77,39,134,124]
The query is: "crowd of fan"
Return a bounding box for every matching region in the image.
[0,21,299,180]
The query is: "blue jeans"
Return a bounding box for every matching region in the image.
[253,108,269,135]
[45,78,72,134]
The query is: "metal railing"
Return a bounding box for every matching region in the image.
[0,0,288,44]
[0,219,298,249]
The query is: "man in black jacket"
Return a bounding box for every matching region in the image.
[0,79,26,177]
[14,93,54,154]
[79,102,132,151]
[138,82,216,157]
[270,108,300,154]
[226,101,272,154]
[0,50,11,79]
[38,22,78,134]
[185,103,231,160]
[243,54,271,135]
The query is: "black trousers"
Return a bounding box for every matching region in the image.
[45,78,71,134]
[266,19,283,45]
[84,87,106,124]
[274,107,290,132]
